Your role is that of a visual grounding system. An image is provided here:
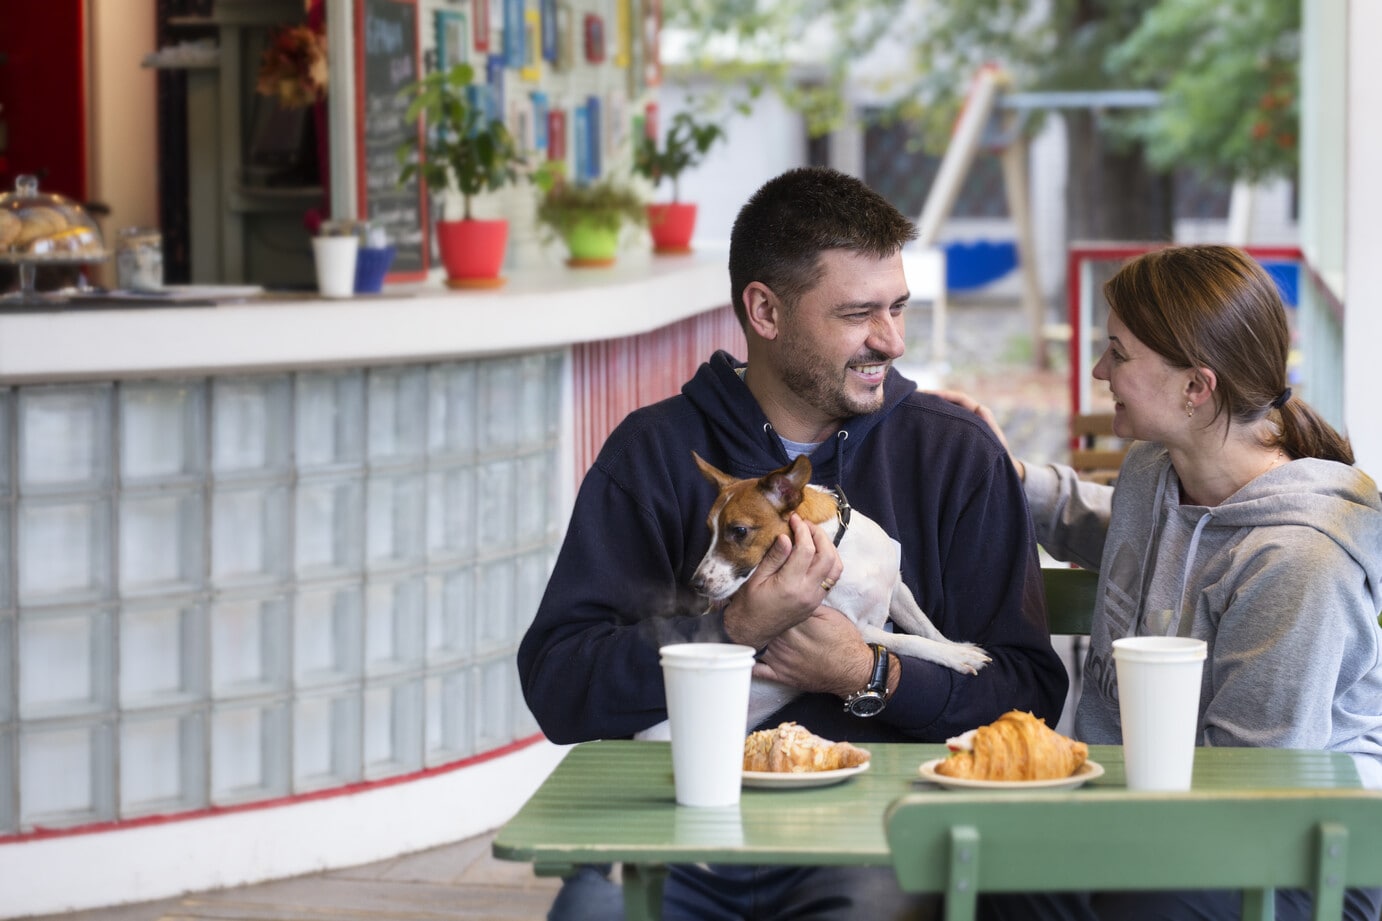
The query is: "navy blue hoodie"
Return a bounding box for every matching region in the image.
[518,350,1068,744]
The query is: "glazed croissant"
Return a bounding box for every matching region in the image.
[743,722,871,773]
[934,710,1088,781]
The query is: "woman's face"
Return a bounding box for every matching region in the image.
[1092,310,1191,442]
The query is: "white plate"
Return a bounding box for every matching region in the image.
[742,761,870,789]
[916,758,1104,791]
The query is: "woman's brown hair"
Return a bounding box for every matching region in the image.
[1104,245,1353,464]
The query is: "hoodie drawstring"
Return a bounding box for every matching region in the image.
[1177,512,1214,637]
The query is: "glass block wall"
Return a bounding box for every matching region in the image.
[0,352,561,834]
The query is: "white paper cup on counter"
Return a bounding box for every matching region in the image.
[312,235,359,299]
[659,642,756,807]
[1113,636,1207,791]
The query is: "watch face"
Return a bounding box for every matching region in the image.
[848,694,886,717]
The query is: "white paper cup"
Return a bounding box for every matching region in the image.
[1112,636,1207,791]
[659,642,756,807]
[312,236,359,299]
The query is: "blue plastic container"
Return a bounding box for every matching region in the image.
[354,245,396,294]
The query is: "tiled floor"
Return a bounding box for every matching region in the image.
[23,297,1073,921]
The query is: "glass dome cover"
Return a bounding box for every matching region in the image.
[0,174,107,263]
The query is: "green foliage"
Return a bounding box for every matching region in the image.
[535,176,648,237]
[664,0,1299,182]
[1106,0,1299,182]
[633,111,730,202]
[396,63,529,220]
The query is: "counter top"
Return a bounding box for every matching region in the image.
[0,249,730,383]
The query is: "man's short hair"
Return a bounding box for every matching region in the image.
[728,166,918,327]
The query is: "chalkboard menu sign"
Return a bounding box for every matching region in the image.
[355,0,429,280]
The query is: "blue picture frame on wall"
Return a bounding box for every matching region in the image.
[503,0,526,67]
[435,9,469,71]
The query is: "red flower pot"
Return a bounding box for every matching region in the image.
[647,202,698,255]
[437,218,508,288]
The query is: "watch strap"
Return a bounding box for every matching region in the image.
[866,642,889,693]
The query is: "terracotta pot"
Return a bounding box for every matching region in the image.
[562,219,621,267]
[437,218,508,288]
[646,202,697,254]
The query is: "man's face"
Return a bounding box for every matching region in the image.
[773,249,910,426]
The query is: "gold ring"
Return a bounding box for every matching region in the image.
[820,578,836,591]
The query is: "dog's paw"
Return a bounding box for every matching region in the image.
[943,643,991,675]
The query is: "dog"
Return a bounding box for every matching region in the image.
[676,451,989,733]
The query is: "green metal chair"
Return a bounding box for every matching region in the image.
[885,789,1382,921]
[1041,566,1098,636]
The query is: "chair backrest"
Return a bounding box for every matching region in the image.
[1041,566,1097,636]
[885,790,1382,921]
[1070,412,1127,484]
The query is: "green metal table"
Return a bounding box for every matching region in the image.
[491,741,1364,921]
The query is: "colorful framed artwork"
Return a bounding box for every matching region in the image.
[522,8,542,81]
[435,9,469,70]
[555,1,576,70]
[531,91,549,152]
[584,14,606,64]
[548,107,567,162]
[541,0,558,63]
[509,94,535,152]
[615,0,631,68]
[472,0,490,52]
[641,0,661,87]
[584,95,602,180]
[606,91,627,156]
[503,0,525,68]
[486,53,506,113]
[643,100,658,142]
[573,105,591,181]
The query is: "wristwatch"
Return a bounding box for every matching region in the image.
[843,643,890,717]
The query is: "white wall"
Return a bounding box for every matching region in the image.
[655,77,808,247]
[88,1,160,288]
[1342,0,1382,476]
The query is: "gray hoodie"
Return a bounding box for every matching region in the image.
[1026,440,1382,787]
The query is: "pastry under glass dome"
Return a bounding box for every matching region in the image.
[0,174,108,302]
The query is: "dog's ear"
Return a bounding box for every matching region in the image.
[692,451,736,490]
[760,455,811,512]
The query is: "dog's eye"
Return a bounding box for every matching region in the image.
[728,525,750,543]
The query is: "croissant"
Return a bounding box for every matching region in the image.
[934,710,1087,781]
[743,722,871,773]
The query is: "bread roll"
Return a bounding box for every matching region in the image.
[0,211,19,250]
[934,710,1087,781]
[743,722,870,773]
[13,210,68,247]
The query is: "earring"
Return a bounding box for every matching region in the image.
[1185,400,1195,418]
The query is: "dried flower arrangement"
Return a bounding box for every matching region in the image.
[256,22,329,109]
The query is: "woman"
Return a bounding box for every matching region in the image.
[944,245,1382,921]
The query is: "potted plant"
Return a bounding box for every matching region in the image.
[633,109,729,254]
[535,173,647,267]
[397,63,528,287]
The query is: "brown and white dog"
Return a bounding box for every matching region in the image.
[687,451,989,731]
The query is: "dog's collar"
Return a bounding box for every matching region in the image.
[831,485,851,547]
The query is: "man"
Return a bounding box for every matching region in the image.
[518,166,1069,920]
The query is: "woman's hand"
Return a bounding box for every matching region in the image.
[931,389,1026,481]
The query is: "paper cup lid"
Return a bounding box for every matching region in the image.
[1112,636,1207,663]
[659,642,756,667]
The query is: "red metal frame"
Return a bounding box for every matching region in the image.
[1066,243,1306,424]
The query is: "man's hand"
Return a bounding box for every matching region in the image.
[753,608,875,698]
[721,512,843,651]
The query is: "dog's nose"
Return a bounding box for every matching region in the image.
[690,575,707,594]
